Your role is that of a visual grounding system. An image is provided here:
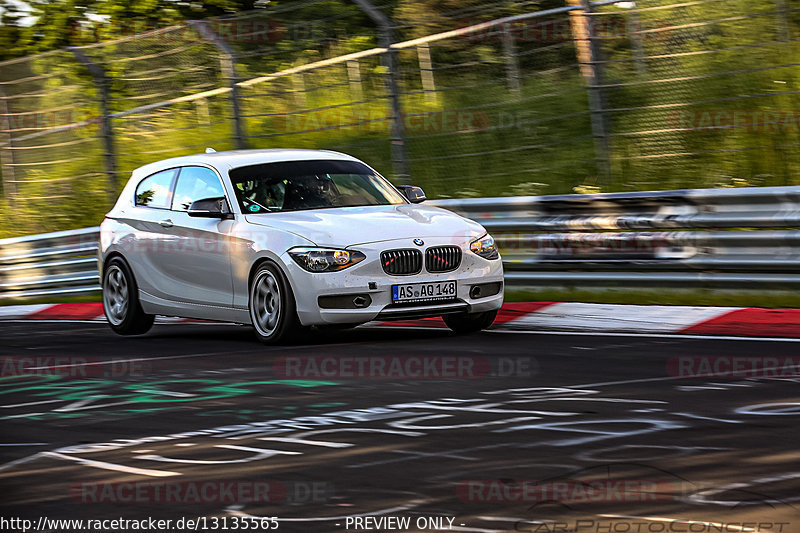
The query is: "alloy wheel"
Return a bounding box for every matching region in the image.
[252,269,282,336]
[103,264,129,326]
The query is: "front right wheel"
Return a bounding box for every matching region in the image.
[442,310,497,335]
[249,262,302,344]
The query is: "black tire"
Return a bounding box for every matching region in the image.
[317,323,360,331]
[442,310,498,335]
[102,257,155,335]
[249,261,302,344]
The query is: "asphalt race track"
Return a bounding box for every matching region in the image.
[1,320,799,533]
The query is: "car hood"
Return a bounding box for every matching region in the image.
[244,204,485,247]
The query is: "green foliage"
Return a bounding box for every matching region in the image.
[0,0,253,58]
[1,0,800,238]
[505,287,800,309]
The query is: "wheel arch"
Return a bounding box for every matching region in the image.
[247,255,296,297]
[101,251,127,280]
[247,255,302,341]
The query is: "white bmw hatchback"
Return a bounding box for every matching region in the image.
[100,149,504,343]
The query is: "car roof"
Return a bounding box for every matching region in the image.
[131,148,362,178]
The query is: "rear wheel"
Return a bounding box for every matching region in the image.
[102,257,154,335]
[249,262,302,344]
[442,310,497,335]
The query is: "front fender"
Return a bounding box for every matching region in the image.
[229,222,314,310]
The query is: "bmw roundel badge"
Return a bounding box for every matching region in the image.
[413,238,424,246]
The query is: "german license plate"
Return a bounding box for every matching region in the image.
[392,281,457,304]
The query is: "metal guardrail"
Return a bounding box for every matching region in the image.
[437,186,800,291]
[0,227,101,300]
[2,185,800,300]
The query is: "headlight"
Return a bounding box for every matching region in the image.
[288,247,366,273]
[469,234,499,260]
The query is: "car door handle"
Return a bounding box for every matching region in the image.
[159,219,174,228]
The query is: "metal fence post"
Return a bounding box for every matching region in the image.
[417,43,438,103]
[569,0,611,184]
[352,0,410,185]
[190,21,247,150]
[68,47,118,202]
[0,87,17,202]
[628,10,648,75]
[502,24,522,97]
[347,60,364,101]
[776,0,790,41]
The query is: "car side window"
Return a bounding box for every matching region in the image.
[172,166,227,212]
[135,169,177,209]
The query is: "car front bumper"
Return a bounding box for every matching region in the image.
[281,237,504,326]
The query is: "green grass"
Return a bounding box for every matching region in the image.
[4,20,799,239]
[504,288,800,309]
[0,293,100,306]
[3,288,800,309]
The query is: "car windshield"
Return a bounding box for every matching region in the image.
[229,159,407,213]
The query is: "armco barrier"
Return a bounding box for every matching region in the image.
[436,185,800,291]
[2,185,800,300]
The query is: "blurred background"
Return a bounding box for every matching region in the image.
[1,0,798,238]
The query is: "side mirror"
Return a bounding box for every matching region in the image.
[188,197,232,219]
[398,185,426,204]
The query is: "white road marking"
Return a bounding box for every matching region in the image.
[568,375,687,388]
[0,452,46,471]
[216,445,301,455]
[571,370,800,390]
[393,449,476,460]
[0,305,50,319]
[502,302,736,333]
[576,444,731,463]
[42,451,179,477]
[1,399,64,409]
[53,396,109,412]
[23,350,241,370]
[290,428,425,438]
[258,437,352,448]
[8,316,800,343]
[488,329,800,342]
[735,402,800,416]
[675,412,743,424]
[347,449,478,469]
[22,341,340,371]
[132,389,196,398]
[0,318,230,325]
[2,412,47,419]
[686,471,800,505]
[348,442,514,469]
[133,445,300,465]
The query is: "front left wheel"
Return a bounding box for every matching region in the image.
[249,262,302,344]
[102,257,155,335]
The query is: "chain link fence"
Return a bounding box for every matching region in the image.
[1,0,798,238]
[594,0,800,191]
